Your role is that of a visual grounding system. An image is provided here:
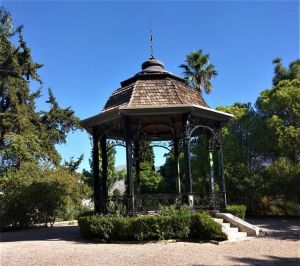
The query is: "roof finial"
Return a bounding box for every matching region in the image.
[150,17,155,60]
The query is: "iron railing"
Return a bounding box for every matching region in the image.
[104,192,226,215]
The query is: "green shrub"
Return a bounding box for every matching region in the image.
[78,215,130,241]
[0,163,91,230]
[226,205,247,220]
[189,212,226,240]
[78,212,225,242]
[131,215,191,240]
[159,204,192,217]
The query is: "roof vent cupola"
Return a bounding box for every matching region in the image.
[141,58,165,73]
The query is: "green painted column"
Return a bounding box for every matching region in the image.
[100,135,108,214]
[124,117,135,215]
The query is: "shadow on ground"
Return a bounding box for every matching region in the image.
[1,218,299,244]
[0,225,84,243]
[229,255,300,266]
[247,218,300,241]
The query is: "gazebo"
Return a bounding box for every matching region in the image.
[81,56,233,215]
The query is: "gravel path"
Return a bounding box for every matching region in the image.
[1,218,299,265]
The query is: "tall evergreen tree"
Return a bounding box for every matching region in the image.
[0,7,80,172]
[0,8,88,228]
[82,144,119,193]
[272,57,300,85]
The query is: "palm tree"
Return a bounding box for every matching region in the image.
[179,50,218,94]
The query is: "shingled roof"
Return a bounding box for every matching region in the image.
[103,59,208,112]
[103,77,209,111]
[82,58,233,129]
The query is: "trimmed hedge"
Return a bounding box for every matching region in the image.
[78,212,226,242]
[226,205,247,220]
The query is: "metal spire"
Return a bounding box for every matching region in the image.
[150,17,154,59]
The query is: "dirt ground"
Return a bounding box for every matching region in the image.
[1,218,299,266]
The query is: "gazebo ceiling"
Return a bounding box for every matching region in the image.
[81,57,233,133]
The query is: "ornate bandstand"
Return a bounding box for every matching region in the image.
[81,56,233,215]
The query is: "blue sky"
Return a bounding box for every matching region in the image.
[2,0,299,171]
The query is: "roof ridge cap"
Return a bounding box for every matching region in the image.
[169,78,184,104]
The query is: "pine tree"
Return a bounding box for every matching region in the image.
[0,7,80,171]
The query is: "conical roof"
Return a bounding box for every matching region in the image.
[103,57,209,112]
[82,57,233,131]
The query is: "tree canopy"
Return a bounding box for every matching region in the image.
[0,7,80,171]
[0,7,88,229]
[214,58,300,215]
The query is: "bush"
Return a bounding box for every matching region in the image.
[189,212,226,240]
[131,215,191,240]
[78,212,226,242]
[226,205,247,220]
[159,204,192,217]
[0,163,90,230]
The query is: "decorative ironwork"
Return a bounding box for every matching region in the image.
[193,192,225,210]
[183,113,192,138]
[188,116,222,148]
[135,193,183,212]
[103,192,226,215]
[106,139,126,152]
[149,140,173,152]
[105,196,128,215]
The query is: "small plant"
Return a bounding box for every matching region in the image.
[226,205,247,220]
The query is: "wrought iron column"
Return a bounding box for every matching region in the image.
[92,127,101,214]
[125,117,135,215]
[173,139,181,194]
[208,134,216,209]
[100,134,108,213]
[183,114,193,208]
[217,136,227,208]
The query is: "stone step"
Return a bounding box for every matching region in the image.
[215,213,260,237]
[214,217,247,242]
[227,231,248,242]
[213,218,223,224]
[221,222,231,229]
[223,226,239,234]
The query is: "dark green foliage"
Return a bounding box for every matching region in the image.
[78,212,226,242]
[136,141,155,166]
[159,153,178,193]
[0,8,80,170]
[82,144,120,194]
[189,212,226,240]
[214,58,300,216]
[79,215,133,241]
[256,79,300,162]
[262,158,300,216]
[159,204,192,217]
[64,155,84,173]
[134,141,157,194]
[272,58,300,85]
[139,161,163,193]
[0,9,88,230]
[190,136,211,193]
[226,205,247,220]
[0,163,91,229]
